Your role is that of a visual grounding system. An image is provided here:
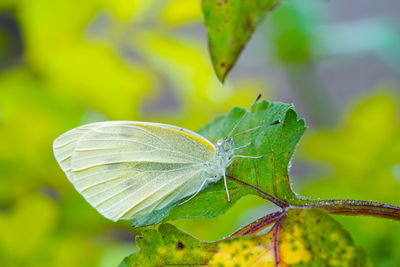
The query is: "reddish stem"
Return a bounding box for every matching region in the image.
[295,199,400,221]
[230,210,286,237]
[228,175,400,221]
[272,217,283,267]
[227,175,289,208]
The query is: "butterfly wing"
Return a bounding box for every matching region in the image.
[53,121,215,221]
[53,122,102,180]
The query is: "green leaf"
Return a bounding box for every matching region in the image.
[119,224,217,267]
[201,0,282,82]
[132,100,306,227]
[121,209,370,266]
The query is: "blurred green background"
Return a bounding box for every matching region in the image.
[0,0,399,266]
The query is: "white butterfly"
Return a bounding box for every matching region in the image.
[53,95,279,221]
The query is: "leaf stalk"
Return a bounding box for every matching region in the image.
[293,199,400,221]
[227,174,400,236]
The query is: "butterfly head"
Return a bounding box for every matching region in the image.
[215,138,235,158]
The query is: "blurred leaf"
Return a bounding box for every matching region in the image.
[99,243,137,267]
[132,100,306,227]
[267,0,316,63]
[50,235,103,267]
[302,92,400,203]
[201,0,281,82]
[0,0,17,9]
[16,0,264,127]
[0,68,83,202]
[0,194,119,267]
[0,14,23,69]
[0,194,58,264]
[134,31,263,129]
[0,1,280,267]
[18,0,153,119]
[121,209,369,266]
[160,0,202,25]
[102,0,138,21]
[300,91,400,266]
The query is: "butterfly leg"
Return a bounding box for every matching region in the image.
[233,155,264,159]
[178,177,218,206]
[223,172,230,202]
[228,154,264,166]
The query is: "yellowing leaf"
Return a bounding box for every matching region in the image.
[209,234,274,266]
[120,209,370,266]
[278,209,370,266]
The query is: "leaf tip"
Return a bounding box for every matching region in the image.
[214,61,230,83]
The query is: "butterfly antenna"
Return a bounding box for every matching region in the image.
[232,119,280,138]
[227,94,262,138]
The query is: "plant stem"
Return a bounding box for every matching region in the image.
[230,210,286,237]
[294,199,400,221]
[233,199,400,240]
[272,217,283,267]
[228,174,400,220]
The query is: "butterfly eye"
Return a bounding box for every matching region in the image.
[223,142,229,151]
[223,138,235,151]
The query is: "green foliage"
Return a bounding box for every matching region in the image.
[0,1,262,265]
[131,101,306,227]
[120,224,217,267]
[0,194,58,264]
[122,209,370,266]
[0,1,260,266]
[0,194,105,267]
[125,98,400,266]
[0,0,399,266]
[201,0,282,82]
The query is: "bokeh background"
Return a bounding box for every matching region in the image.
[0,0,399,266]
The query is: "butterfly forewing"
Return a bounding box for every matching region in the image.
[53,121,215,221]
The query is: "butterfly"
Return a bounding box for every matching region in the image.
[53,94,279,221]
